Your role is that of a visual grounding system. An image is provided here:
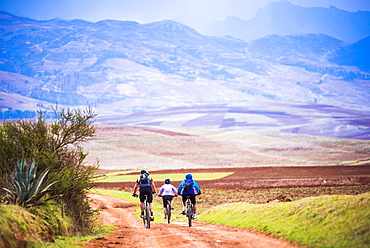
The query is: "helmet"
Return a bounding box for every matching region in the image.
[141,170,148,174]
[185,173,192,179]
[165,178,170,184]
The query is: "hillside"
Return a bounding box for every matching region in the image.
[83,125,370,170]
[1,9,370,139]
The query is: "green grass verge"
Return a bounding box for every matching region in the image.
[31,225,115,248]
[0,204,44,248]
[94,172,234,183]
[200,192,370,248]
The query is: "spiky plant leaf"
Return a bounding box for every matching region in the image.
[3,160,59,207]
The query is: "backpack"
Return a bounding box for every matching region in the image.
[183,180,193,192]
[140,173,150,185]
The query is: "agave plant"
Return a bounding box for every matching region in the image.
[2,160,59,208]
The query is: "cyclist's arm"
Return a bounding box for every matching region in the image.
[151,180,157,193]
[193,180,201,194]
[177,181,184,194]
[132,180,139,195]
[158,187,164,196]
[172,186,178,195]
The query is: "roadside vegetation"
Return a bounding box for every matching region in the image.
[0,108,101,247]
[94,185,370,248]
[200,192,370,248]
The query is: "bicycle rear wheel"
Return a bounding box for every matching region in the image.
[143,199,151,229]
[166,202,171,224]
[187,203,193,227]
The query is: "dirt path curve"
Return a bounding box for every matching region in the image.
[78,194,300,248]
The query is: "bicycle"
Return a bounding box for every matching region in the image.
[160,195,176,224]
[133,193,152,228]
[184,194,199,227]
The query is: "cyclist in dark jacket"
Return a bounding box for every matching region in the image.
[132,170,157,220]
[178,173,201,219]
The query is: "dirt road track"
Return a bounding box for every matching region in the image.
[78,194,300,248]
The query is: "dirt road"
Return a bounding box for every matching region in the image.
[78,194,299,248]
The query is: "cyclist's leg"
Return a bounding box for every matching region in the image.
[181,195,187,213]
[191,195,197,219]
[139,191,145,214]
[168,195,174,209]
[162,196,167,218]
[146,188,154,218]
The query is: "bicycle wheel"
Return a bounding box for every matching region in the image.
[143,199,151,229]
[166,201,171,224]
[187,202,193,227]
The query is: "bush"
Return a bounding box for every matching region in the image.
[0,202,73,247]
[0,204,45,248]
[0,107,99,235]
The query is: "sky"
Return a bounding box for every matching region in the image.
[1,0,370,23]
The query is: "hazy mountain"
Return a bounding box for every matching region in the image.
[182,1,370,43]
[0,10,370,139]
[329,36,370,72]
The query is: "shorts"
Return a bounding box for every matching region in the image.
[182,194,196,205]
[139,186,153,203]
[162,195,175,208]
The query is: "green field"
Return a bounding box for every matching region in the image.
[91,187,370,248]
[200,192,370,248]
[94,171,234,183]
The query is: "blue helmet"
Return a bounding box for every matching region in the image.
[165,178,170,184]
[185,173,192,179]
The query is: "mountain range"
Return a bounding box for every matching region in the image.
[176,0,370,43]
[0,1,370,139]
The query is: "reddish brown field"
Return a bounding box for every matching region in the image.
[89,124,370,192]
[82,125,370,248]
[96,164,370,190]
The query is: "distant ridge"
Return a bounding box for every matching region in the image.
[177,1,370,43]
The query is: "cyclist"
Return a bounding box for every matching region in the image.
[132,170,157,221]
[158,178,178,219]
[178,173,201,220]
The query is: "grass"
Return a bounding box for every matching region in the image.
[92,185,370,247]
[0,204,43,248]
[32,225,115,248]
[0,199,112,248]
[199,192,370,248]
[94,171,234,183]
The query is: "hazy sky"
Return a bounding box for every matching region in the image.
[1,0,369,23]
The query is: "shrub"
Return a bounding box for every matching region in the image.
[0,107,99,235]
[0,204,45,248]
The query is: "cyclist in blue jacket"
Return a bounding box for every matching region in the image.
[177,173,201,219]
